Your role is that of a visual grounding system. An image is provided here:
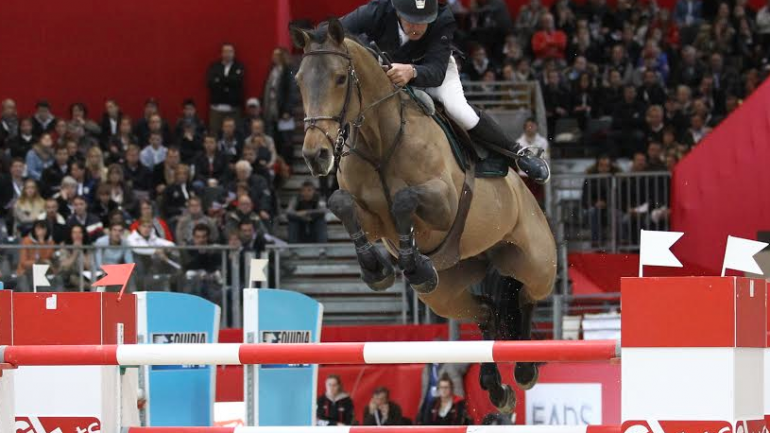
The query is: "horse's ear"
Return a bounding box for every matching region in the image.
[327,17,345,46]
[290,25,310,49]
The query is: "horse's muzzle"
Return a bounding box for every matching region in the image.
[303,147,333,177]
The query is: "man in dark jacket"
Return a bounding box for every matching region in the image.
[207,43,245,133]
[363,387,406,425]
[305,0,549,183]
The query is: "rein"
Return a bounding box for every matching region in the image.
[301,46,406,212]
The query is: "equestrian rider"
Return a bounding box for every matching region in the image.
[334,0,550,183]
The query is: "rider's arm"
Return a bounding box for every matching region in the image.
[337,0,385,39]
[411,11,456,88]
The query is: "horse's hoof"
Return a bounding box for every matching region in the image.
[406,254,438,294]
[514,362,539,390]
[494,384,517,414]
[362,267,395,291]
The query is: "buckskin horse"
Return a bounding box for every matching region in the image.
[291,19,556,413]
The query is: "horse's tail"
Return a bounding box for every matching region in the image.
[476,266,524,341]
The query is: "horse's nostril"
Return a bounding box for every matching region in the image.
[319,148,331,160]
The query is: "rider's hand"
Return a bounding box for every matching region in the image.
[386,63,416,87]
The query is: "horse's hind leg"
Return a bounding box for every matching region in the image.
[478,308,516,414]
[328,189,395,291]
[513,290,539,390]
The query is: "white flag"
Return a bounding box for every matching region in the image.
[722,236,769,277]
[32,264,51,291]
[249,259,269,286]
[639,230,684,277]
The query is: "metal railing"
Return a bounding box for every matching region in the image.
[462,80,535,111]
[0,244,242,326]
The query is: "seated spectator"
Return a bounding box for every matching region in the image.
[14,179,46,236]
[25,133,55,181]
[94,222,133,270]
[127,217,178,288]
[646,141,667,171]
[177,120,204,164]
[637,70,667,106]
[194,134,228,186]
[57,224,96,291]
[643,105,666,146]
[602,45,634,86]
[531,13,567,65]
[419,374,470,425]
[240,98,262,137]
[69,102,102,141]
[123,143,151,196]
[228,160,272,222]
[140,131,168,170]
[174,99,206,143]
[218,117,244,163]
[69,159,95,199]
[99,99,123,145]
[671,46,705,88]
[107,117,136,165]
[245,118,277,166]
[175,196,220,245]
[466,46,494,81]
[675,0,703,28]
[758,0,770,47]
[181,223,222,302]
[8,118,35,159]
[583,154,619,245]
[317,375,354,426]
[620,152,650,246]
[161,164,193,223]
[363,387,406,426]
[85,146,108,188]
[0,98,18,148]
[31,100,57,137]
[66,195,104,239]
[598,69,625,116]
[570,72,597,130]
[541,69,570,137]
[90,183,120,227]
[516,0,548,42]
[17,220,55,291]
[38,198,68,244]
[134,103,172,146]
[129,199,174,242]
[682,113,711,146]
[517,118,548,156]
[41,145,70,198]
[65,138,83,162]
[54,176,78,219]
[104,164,136,217]
[286,181,328,244]
[225,194,263,237]
[152,146,182,197]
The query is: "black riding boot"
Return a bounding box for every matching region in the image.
[468,112,551,184]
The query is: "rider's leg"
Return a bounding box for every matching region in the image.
[425,56,551,183]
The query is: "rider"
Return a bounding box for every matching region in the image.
[334,0,550,183]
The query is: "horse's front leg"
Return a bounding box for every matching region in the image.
[328,189,395,291]
[391,180,453,294]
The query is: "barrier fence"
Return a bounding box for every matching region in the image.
[122,426,622,433]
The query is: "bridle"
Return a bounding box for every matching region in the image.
[300,44,407,210]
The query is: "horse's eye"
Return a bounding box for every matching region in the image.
[336,75,347,85]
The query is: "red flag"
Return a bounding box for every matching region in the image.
[92,263,135,301]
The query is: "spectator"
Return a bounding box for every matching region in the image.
[583,154,619,245]
[161,164,193,222]
[225,194,263,237]
[8,118,35,159]
[500,34,523,65]
[758,0,770,47]
[531,13,567,65]
[671,45,705,88]
[66,195,104,239]
[620,151,649,245]
[152,146,182,197]
[129,199,174,242]
[228,161,272,222]
[208,43,246,132]
[57,224,96,291]
[553,0,576,35]
[17,220,55,291]
[466,46,493,81]
[174,99,206,143]
[471,0,515,55]
[134,101,172,146]
[316,375,354,426]
[41,145,70,198]
[127,216,178,286]
[609,85,646,157]
[541,69,570,137]
[663,97,688,136]
[675,0,703,28]
[419,374,469,425]
[286,181,328,244]
[90,183,119,227]
[175,196,220,245]
[31,100,57,137]
[243,139,273,182]
[602,45,634,85]
[177,120,204,164]
[218,117,244,163]
[637,69,667,106]
[38,198,68,244]
[706,52,739,97]
[643,105,666,148]
[53,176,78,219]
[99,99,123,145]
[598,69,625,116]
[123,144,151,195]
[85,146,108,188]
[25,133,55,181]
[140,131,168,170]
[0,98,18,147]
[516,0,547,42]
[107,117,136,165]
[363,387,406,426]
[94,222,133,270]
[646,141,667,171]
[69,102,101,141]
[517,118,549,157]
[181,223,222,301]
[15,180,46,236]
[238,218,268,266]
[262,48,293,138]
[65,139,83,162]
[241,98,262,137]
[683,113,711,146]
[194,134,228,186]
[104,164,137,217]
[570,72,597,130]
[244,118,277,168]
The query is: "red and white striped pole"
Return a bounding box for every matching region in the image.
[0,340,619,367]
[621,277,767,431]
[123,426,621,433]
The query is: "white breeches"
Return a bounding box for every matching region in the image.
[424,56,480,130]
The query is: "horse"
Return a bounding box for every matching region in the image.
[290,18,557,413]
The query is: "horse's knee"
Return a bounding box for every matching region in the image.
[392,188,419,219]
[328,189,356,219]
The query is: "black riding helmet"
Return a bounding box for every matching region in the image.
[392,0,438,24]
